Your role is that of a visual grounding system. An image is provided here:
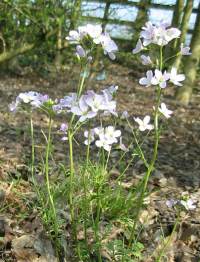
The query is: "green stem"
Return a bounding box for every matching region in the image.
[30,115,35,181]
[78,65,88,97]
[95,185,102,262]
[156,216,179,262]
[128,46,163,247]
[45,117,59,242]
[68,129,77,242]
[82,130,91,247]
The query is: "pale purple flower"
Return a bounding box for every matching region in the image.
[60,123,68,132]
[132,39,143,54]
[140,22,155,46]
[140,55,152,65]
[95,126,121,151]
[140,21,181,46]
[180,43,192,56]
[107,85,118,95]
[84,129,95,145]
[151,69,170,88]
[66,29,86,43]
[94,126,104,136]
[9,99,20,112]
[121,111,129,119]
[95,139,111,152]
[134,115,154,131]
[9,92,49,112]
[76,45,86,57]
[83,24,102,44]
[18,92,38,103]
[61,136,68,141]
[101,85,118,101]
[158,103,173,119]
[84,91,105,112]
[139,70,153,87]
[180,199,196,210]
[99,33,118,60]
[71,96,96,122]
[165,28,181,42]
[53,93,78,113]
[169,67,185,86]
[166,199,178,208]
[67,24,117,60]
[119,137,129,152]
[104,126,121,144]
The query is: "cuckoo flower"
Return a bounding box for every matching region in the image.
[67,24,118,60]
[99,33,118,60]
[71,96,96,122]
[53,93,78,113]
[84,91,105,112]
[84,129,95,145]
[140,55,152,65]
[121,111,129,119]
[119,137,129,152]
[166,198,197,211]
[59,123,68,141]
[76,45,86,58]
[151,69,170,88]
[9,92,49,112]
[140,22,155,46]
[134,115,154,131]
[169,67,185,86]
[140,21,180,46]
[132,39,143,54]
[95,126,121,151]
[83,24,102,44]
[166,199,178,208]
[180,43,192,56]
[180,199,196,211]
[139,70,153,87]
[158,103,173,119]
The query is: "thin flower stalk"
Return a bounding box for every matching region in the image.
[45,117,59,241]
[128,46,163,247]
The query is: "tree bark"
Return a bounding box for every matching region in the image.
[55,19,63,71]
[165,0,184,61]
[176,2,200,105]
[171,0,184,27]
[174,0,194,69]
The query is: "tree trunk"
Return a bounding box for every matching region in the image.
[174,0,194,69]
[176,2,200,105]
[70,0,82,30]
[55,19,63,71]
[165,0,184,59]
[171,0,184,28]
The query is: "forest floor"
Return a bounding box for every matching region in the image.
[0,62,200,262]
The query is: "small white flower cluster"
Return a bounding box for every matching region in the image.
[84,126,121,152]
[66,24,118,60]
[133,21,191,54]
[166,198,197,211]
[9,91,49,112]
[132,22,191,87]
[59,123,68,141]
[134,115,154,132]
[53,86,118,122]
[134,102,173,132]
[139,68,185,88]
